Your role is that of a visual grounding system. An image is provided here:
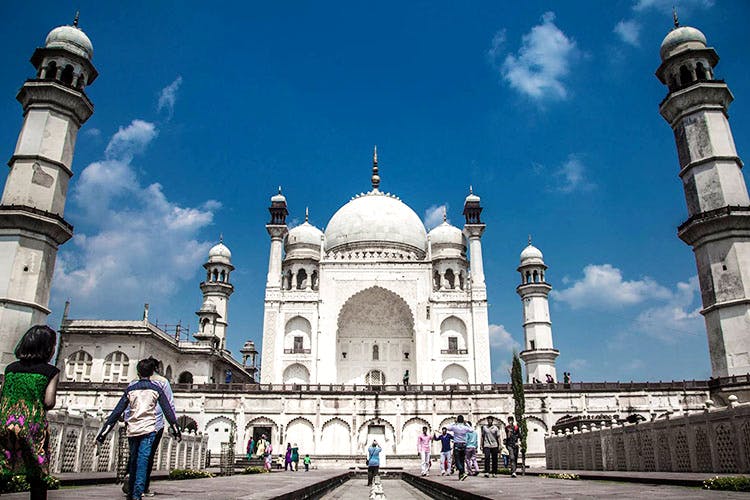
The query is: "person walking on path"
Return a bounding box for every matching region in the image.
[96,359,180,500]
[465,421,479,476]
[504,416,522,478]
[447,415,471,481]
[284,443,292,471]
[246,437,255,460]
[0,325,60,500]
[263,440,273,472]
[303,454,311,471]
[417,426,432,476]
[480,416,500,477]
[366,440,382,486]
[291,443,299,471]
[500,444,510,469]
[433,428,453,475]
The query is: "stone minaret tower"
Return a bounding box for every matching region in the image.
[0,18,97,366]
[656,17,750,377]
[195,239,234,350]
[517,240,558,383]
[463,187,486,290]
[260,188,289,383]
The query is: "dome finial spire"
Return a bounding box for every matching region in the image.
[305,206,309,222]
[528,234,532,245]
[219,232,223,243]
[673,6,679,28]
[469,185,473,194]
[278,185,282,195]
[371,145,380,190]
[73,10,80,28]
[443,206,447,222]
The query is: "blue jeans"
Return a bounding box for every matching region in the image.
[128,432,156,500]
[453,443,466,475]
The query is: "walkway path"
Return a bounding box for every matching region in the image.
[2,469,747,499]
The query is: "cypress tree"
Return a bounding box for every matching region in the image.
[511,351,527,474]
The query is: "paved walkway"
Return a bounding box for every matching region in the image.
[2,469,747,499]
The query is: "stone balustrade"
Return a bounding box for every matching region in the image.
[545,399,750,473]
[46,410,209,474]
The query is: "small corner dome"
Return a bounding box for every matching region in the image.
[465,192,480,203]
[241,340,257,352]
[520,244,544,265]
[45,25,94,60]
[429,221,465,247]
[271,192,286,203]
[285,221,323,248]
[208,242,232,263]
[660,25,707,61]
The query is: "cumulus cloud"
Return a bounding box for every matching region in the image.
[569,358,588,371]
[104,120,158,161]
[633,276,703,342]
[157,76,183,116]
[489,324,521,351]
[552,264,671,309]
[53,119,220,319]
[424,204,448,230]
[496,12,578,100]
[554,155,594,193]
[614,19,641,46]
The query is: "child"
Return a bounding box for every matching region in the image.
[0,325,60,500]
[97,359,181,500]
[303,454,311,471]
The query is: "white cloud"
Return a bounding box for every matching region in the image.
[552,264,672,309]
[569,358,588,370]
[493,361,512,383]
[555,155,594,193]
[487,29,506,61]
[157,76,183,116]
[424,204,448,230]
[53,119,220,319]
[497,11,578,100]
[634,276,703,342]
[83,127,101,138]
[104,120,158,161]
[489,323,521,351]
[633,0,714,13]
[614,19,641,46]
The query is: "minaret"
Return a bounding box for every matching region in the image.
[260,188,288,383]
[517,239,558,383]
[0,18,97,366]
[195,238,234,350]
[266,187,288,287]
[463,187,486,289]
[656,17,750,377]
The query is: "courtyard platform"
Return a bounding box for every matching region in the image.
[2,467,748,499]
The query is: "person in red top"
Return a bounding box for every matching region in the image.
[504,416,521,477]
[416,426,432,476]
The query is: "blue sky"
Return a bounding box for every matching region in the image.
[1,0,748,382]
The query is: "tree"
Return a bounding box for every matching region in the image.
[511,351,528,474]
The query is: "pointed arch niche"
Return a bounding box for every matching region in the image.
[336,286,415,384]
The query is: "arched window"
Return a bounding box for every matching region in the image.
[668,76,678,92]
[445,269,455,289]
[433,270,441,290]
[165,365,173,381]
[219,270,225,282]
[177,415,198,434]
[45,61,57,80]
[65,350,92,382]
[311,270,318,290]
[296,269,307,289]
[178,371,194,384]
[212,269,219,281]
[458,271,465,290]
[679,65,692,87]
[533,270,539,282]
[285,270,293,290]
[60,65,74,86]
[372,344,379,361]
[696,62,708,80]
[201,318,210,332]
[103,351,130,382]
[525,271,531,284]
[76,73,86,89]
[365,370,385,385]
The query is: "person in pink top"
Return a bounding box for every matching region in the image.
[417,426,432,476]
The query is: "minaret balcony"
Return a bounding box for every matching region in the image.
[440,348,469,355]
[659,81,733,125]
[677,205,750,246]
[284,348,311,354]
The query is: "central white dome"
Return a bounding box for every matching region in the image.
[324,192,427,252]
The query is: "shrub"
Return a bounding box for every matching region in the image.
[703,476,750,491]
[168,469,214,480]
[242,466,267,474]
[0,474,60,493]
[540,473,580,480]
[497,468,511,475]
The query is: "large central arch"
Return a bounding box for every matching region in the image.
[336,286,416,384]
